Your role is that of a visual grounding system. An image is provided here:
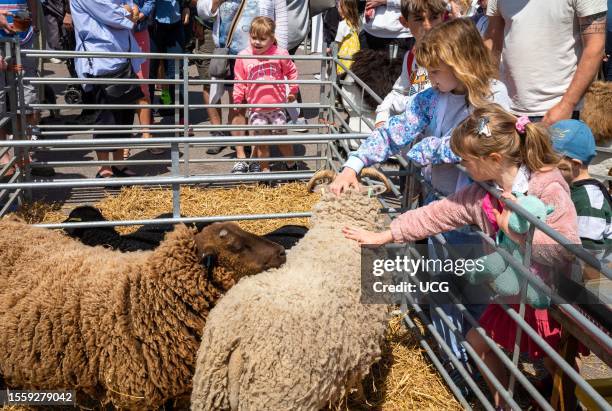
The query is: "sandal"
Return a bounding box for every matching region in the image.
[111,166,137,177]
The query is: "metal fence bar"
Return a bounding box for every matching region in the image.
[29,156,327,168]
[34,211,313,230]
[22,49,333,61]
[30,102,326,110]
[24,77,329,86]
[0,134,368,147]
[0,171,316,189]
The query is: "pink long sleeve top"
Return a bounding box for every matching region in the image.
[232,44,298,111]
[390,168,580,265]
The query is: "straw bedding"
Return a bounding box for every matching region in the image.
[7,183,460,410]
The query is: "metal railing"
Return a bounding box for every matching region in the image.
[0,37,610,410]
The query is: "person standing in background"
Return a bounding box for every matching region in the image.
[484,0,607,124]
[197,0,288,173]
[360,0,413,55]
[70,0,142,178]
[133,0,155,149]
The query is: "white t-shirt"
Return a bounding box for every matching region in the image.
[334,20,352,43]
[361,0,411,39]
[487,0,607,117]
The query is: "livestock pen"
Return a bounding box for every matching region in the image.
[0,37,610,410]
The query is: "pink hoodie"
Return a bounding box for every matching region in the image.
[232,44,298,110]
[390,168,580,265]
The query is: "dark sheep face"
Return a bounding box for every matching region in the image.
[194,222,286,280]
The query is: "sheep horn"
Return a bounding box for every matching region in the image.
[306,169,337,192]
[359,167,393,193]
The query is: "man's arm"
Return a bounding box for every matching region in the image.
[542,11,606,126]
[483,15,504,69]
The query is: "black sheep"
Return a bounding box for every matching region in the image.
[63,206,308,251]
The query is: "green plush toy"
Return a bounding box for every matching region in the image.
[464,193,555,308]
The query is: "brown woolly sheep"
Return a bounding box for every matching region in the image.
[581,80,612,143]
[0,218,286,410]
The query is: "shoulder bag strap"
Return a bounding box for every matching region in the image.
[224,0,248,48]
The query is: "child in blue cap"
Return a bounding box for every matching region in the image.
[550,119,611,282]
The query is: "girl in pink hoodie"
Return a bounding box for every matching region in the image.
[343,104,580,409]
[232,17,298,174]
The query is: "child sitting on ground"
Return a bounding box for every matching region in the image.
[550,119,611,283]
[232,17,299,174]
[374,0,446,127]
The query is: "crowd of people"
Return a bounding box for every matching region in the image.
[0,0,611,408]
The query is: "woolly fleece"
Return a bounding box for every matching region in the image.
[0,218,272,409]
[190,190,389,410]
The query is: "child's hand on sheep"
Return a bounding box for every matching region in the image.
[330,167,360,195]
[342,226,393,245]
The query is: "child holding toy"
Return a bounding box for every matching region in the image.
[343,104,581,410]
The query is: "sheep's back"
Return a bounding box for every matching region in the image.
[0,219,147,390]
[191,224,388,410]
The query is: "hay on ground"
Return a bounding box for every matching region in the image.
[9,183,461,410]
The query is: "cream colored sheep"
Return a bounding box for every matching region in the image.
[190,170,391,410]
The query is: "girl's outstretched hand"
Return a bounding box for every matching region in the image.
[342,227,393,245]
[329,167,359,196]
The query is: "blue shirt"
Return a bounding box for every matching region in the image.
[70,0,143,77]
[0,0,34,44]
[135,0,156,32]
[155,0,181,24]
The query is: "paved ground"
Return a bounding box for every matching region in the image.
[25,49,335,207]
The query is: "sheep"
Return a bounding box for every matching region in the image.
[581,80,612,144]
[190,168,392,411]
[339,49,403,147]
[0,217,287,410]
[63,205,309,252]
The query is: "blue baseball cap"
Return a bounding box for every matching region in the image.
[550,120,596,165]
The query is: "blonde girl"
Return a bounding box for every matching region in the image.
[335,0,360,75]
[330,17,511,196]
[343,104,580,409]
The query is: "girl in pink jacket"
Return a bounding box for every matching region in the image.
[232,16,298,174]
[343,104,580,409]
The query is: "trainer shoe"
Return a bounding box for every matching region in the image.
[249,162,262,173]
[289,117,308,133]
[231,161,249,173]
[206,131,228,155]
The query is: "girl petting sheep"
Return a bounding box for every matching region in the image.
[329,17,510,197]
[343,104,581,410]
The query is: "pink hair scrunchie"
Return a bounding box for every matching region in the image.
[515,116,531,134]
